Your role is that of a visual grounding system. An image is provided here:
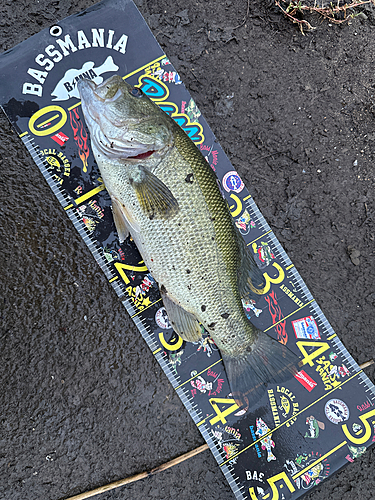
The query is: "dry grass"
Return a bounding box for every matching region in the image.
[275,0,375,32]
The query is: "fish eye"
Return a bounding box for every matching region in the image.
[128,87,143,98]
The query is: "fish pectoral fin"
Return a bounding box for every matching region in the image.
[111,196,139,242]
[161,293,202,343]
[129,165,179,220]
[236,231,266,301]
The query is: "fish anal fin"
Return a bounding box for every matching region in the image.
[129,165,179,220]
[111,196,139,242]
[161,293,202,343]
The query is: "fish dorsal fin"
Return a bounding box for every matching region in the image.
[128,165,179,220]
[161,292,202,343]
[236,231,267,301]
[111,196,139,242]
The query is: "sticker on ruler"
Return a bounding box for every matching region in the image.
[292,316,321,340]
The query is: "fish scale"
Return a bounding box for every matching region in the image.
[175,130,240,271]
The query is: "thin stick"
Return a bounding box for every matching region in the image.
[63,444,209,500]
[63,360,374,500]
[359,359,374,370]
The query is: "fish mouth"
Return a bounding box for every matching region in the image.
[127,149,156,160]
[78,78,169,161]
[94,127,159,160]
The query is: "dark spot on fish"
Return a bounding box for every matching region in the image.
[186,269,191,274]
[201,305,206,312]
[208,322,216,329]
[210,217,216,222]
[212,237,215,241]
[178,223,181,226]
[221,312,230,319]
[110,142,114,148]
[185,173,194,183]
[246,345,252,353]
[172,265,175,270]
[129,177,134,185]
[187,284,192,291]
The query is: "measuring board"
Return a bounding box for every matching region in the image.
[0,1,374,498]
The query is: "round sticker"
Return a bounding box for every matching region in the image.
[324,399,349,424]
[222,171,244,193]
[155,307,171,329]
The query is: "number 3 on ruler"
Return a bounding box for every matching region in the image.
[249,262,285,296]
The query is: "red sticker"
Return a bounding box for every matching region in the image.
[294,370,317,392]
[51,131,69,146]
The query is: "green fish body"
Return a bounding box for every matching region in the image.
[78,75,297,405]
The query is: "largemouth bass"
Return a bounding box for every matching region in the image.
[78,75,298,406]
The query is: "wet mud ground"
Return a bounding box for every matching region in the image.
[1,0,375,499]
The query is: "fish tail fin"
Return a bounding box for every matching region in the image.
[222,330,299,408]
[268,452,277,462]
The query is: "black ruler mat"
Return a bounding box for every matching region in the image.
[0,1,374,499]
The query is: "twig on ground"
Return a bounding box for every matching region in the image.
[359,359,374,370]
[63,444,209,500]
[233,0,251,29]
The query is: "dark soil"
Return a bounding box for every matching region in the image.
[1,1,374,499]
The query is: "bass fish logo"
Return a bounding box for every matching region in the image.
[324,398,349,424]
[51,55,119,101]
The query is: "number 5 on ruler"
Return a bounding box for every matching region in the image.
[249,471,295,500]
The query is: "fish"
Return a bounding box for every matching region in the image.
[51,55,119,101]
[77,75,299,406]
[305,415,325,439]
[278,394,290,417]
[255,417,276,462]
